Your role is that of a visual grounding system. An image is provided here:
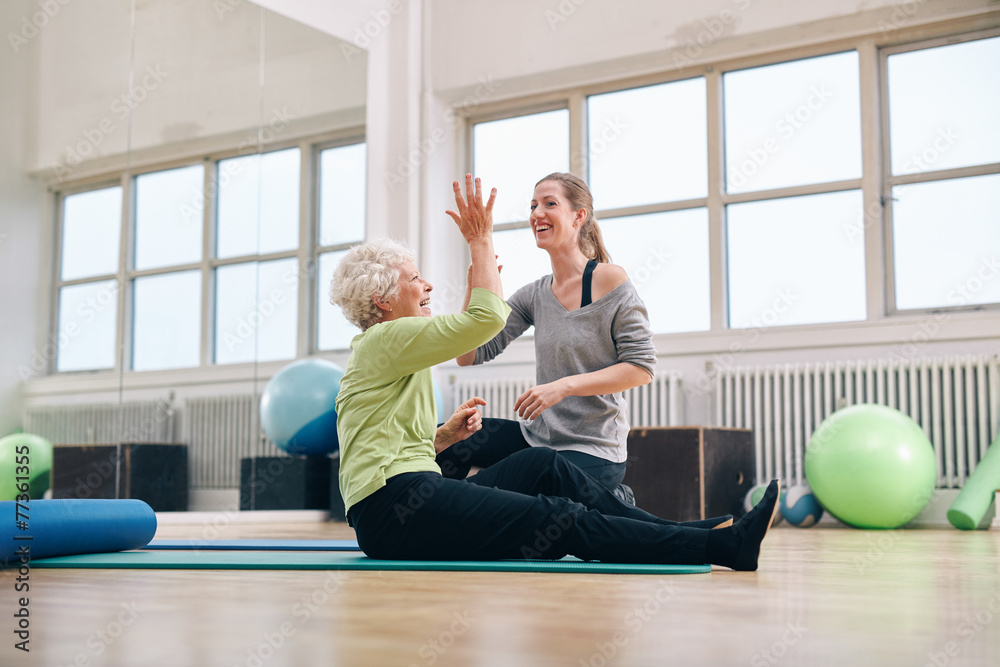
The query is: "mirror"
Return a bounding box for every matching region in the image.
[21,0,366,516]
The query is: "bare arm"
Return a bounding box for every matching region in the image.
[513,363,652,421]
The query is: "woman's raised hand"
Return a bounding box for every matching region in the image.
[446,174,497,242]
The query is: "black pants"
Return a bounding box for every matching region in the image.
[435,418,628,491]
[349,447,707,564]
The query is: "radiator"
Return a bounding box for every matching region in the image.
[714,355,1000,489]
[22,396,286,489]
[450,370,684,427]
[183,394,285,488]
[23,399,176,445]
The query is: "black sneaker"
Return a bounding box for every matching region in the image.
[613,483,636,506]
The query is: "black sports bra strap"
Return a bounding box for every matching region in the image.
[581,259,598,308]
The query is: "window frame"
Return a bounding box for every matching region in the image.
[879,27,1000,316]
[48,128,366,377]
[464,26,1000,342]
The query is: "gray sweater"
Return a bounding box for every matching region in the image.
[474,275,657,462]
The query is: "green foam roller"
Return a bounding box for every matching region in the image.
[948,433,1000,530]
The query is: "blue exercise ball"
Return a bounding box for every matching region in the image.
[780,484,824,527]
[260,359,344,456]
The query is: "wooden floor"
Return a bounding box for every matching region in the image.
[6,520,1000,667]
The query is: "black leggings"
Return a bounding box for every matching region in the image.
[348,447,708,564]
[435,418,627,491]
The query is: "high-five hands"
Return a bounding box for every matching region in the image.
[446,174,497,242]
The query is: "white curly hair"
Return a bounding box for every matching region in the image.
[329,237,416,331]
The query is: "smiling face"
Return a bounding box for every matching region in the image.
[529,180,586,253]
[389,260,433,318]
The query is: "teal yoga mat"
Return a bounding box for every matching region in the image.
[144,539,361,551]
[31,550,711,574]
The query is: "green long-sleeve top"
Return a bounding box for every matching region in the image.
[336,287,511,513]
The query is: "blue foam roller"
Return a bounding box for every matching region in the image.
[1,499,156,567]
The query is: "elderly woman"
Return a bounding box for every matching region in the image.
[330,175,778,569]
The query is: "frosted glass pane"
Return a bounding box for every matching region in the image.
[892,174,1000,310]
[601,209,710,334]
[134,165,204,270]
[215,259,299,364]
[217,148,300,259]
[319,143,366,247]
[474,110,569,224]
[724,51,861,194]
[588,78,707,210]
[61,187,122,281]
[56,280,118,372]
[492,227,551,303]
[888,36,1000,175]
[132,271,201,371]
[317,250,360,350]
[727,190,866,328]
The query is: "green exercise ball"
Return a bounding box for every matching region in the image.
[805,404,936,529]
[0,433,54,501]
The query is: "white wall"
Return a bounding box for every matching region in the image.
[0,0,47,436]
[31,0,366,177]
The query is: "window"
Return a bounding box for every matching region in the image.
[215,259,299,365]
[471,48,877,335]
[602,209,711,334]
[891,174,1000,310]
[55,186,122,372]
[316,142,368,351]
[133,271,202,371]
[724,51,862,194]
[588,78,707,210]
[134,165,204,271]
[473,109,570,225]
[727,191,867,328]
[722,51,866,327]
[885,34,1000,311]
[317,250,355,351]
[51,137,366,374]
[213,148,302,365]
[216,148,300,259]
